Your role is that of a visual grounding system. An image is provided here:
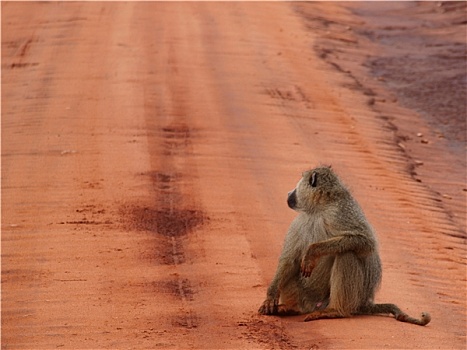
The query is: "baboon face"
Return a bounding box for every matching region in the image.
[287,166,338,212]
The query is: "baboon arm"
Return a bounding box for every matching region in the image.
[308,233,375,257]
[301,234,375,277]
[259,259,299,314]
[267,259,298,297]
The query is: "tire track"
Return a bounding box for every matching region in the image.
[114,7,207,335]
[138,8,207,333]
[123,128,205,330]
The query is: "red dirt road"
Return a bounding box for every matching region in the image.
[2,2,466,349]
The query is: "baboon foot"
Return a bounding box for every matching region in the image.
[258,299,301,316]
[304,308,344,322]
[277,304,301,316]
[258,298,278,315]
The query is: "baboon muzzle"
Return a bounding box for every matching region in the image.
[287,189,297,209]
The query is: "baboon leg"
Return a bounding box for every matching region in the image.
[359,303,431,326]
[303,254,365,322]
[303,308,344,322]
[327,252,365,316]
[276,278,302,316]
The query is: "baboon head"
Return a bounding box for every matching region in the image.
[287,166,344,212]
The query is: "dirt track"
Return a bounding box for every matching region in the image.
[2,2,466,349]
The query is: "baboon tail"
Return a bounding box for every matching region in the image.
[359,303,431,326]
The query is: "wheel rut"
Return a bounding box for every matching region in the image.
[121,110,207,333]
[133,120,207,331]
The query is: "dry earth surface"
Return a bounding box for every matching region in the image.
[2,2,466,349]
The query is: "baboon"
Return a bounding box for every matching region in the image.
[258,165,431,326]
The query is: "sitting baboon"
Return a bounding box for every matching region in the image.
[258,166,430,326]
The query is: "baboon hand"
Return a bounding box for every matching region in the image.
[301,253,319,278]
[258,297,278,315]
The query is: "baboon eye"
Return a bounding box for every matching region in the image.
[310,172,317,187]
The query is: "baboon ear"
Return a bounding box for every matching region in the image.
[309,172,317,187]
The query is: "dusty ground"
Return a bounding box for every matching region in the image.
[2,2,466,349]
